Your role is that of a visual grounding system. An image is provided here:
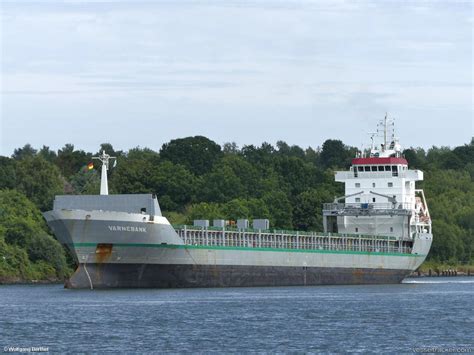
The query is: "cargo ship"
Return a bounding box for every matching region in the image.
[44,117,432,288]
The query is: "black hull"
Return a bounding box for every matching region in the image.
[66,263,412,289]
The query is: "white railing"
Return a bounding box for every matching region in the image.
[323,202,412,211]
[175,226,413,255]
[336,170,422,180]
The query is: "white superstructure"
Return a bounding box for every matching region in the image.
[323,115,432,249]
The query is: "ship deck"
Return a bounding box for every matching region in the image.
[173,225,413,255]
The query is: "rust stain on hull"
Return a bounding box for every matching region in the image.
[95,243,113,263]
[95,244,113,284]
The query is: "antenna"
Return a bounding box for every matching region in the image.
[384,112,388,151]
[367,115,399,157]
[379,113,397,151]
[368,132,377,151]
[92,151,117,195]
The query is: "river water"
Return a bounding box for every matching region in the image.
[1,278,473,353]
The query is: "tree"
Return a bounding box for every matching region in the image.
[276,141,291,155]
[245,198,271,220]
[241,142,275,170]
[0,157,16,190]
[12,144,37,160]
[430,220,464,262]
[274,156,322,196]
[222,142,239,154]
[25,232,69,276]
[185,202,223,223]
[221,199,251,221]
[256,173,283,198]
[320,139,354,169]
[0,190,68,279]
[293,185,336,231]
[403,148,426,169]
[38,145,57,163]
[149,161,197,211]
[56,144,91,179]
[212,155,260,197]
[15,156,64,211]
[111,159,154,194]
[160,136,222,175]
[262,191,293,229]
[304,147,319,165]
[126,147,160,164]
[70,166,101,195]
[425,146,452,169]
[451,144,474,169]
[276,141,305,159]
[198,165,245,203]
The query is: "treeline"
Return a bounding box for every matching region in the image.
[0,137,473,281]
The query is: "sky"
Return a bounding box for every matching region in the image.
[0,0,472,156]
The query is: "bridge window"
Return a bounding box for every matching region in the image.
[357,166,363,172]
[391,166,398,176]
[385,165,391,171]
[372,198,376,202]
[388,182,393,187]
[378,166,384,171]
[371,166,377,171]
[364,166,370,172]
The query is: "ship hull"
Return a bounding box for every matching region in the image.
[67,263,412,289]
[44,207,431,289]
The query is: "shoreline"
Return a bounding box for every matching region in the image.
[409,270,473,278]
[0,277,64,286]
[1,273,473,286]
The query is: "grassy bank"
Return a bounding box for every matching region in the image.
[417,261,474,275]
[0,190,72,284]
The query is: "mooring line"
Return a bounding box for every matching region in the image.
[83,257,94,290]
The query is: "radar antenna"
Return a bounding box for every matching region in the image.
[368,132,377,151]
[92,151,117,195]
[377,113,396,153]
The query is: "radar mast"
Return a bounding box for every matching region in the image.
[92,151,116,195]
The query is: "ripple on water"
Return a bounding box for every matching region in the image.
[0,279,473,352]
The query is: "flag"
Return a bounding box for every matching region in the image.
[87,162,94,170]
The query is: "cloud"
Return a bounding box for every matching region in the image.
[0,0,472,155]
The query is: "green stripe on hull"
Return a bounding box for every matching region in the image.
[72,242,424,258]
